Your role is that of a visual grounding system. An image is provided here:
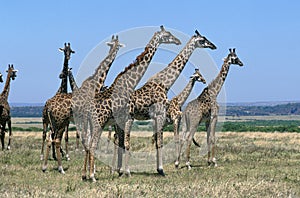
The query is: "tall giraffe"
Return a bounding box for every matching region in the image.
[166,69,206,161]
[176,48,243,169]
[40,43,75,161]
[57,43,75,94]
[0,65,18,150]
[42,35,124,174]
[121,30,216,176]
[80,26,181,182]
[72,35,125,141]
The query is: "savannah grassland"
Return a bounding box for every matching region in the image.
[0,117,300,197]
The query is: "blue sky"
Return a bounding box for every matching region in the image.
[1,1,299,104]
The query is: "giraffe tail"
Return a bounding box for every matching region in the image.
[192,138,201,147]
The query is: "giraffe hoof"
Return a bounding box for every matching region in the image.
[82,175,87,181]
[125,171,131,177]
[7,146,10,150]
[157,169,165,176]
[58,168,65,174]
[175,161,179,169]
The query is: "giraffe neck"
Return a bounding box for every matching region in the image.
[207,60,231,97]
[148,37,197,91]
[109,32,160,94]
[56,56,69,94]
[80,44,121,96]
[0,73,12,100]
[68,71,78,92]
[173,79,196,107]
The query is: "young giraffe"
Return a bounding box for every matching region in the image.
[176,48,244,169]
[112,69,206,171]
[166,69,206,161]
[41,43,75,161]
[42,35,124,174]
[120,30,216,176]
[0,65,18,150]
[80,26,181,182]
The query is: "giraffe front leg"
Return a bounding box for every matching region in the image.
[55,138,65,174]
[173,118,181,168]
[207,115,218,167]
[7,119,12,150]
[184,114,200,170]
[155,114,166,176]
[124,120,133,177]
[82,150,89,181]
[89,150,96,182]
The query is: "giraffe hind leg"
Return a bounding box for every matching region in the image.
[7,119,12,150]
[0,126,5,151]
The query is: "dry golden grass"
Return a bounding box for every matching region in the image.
[0,117,299,197]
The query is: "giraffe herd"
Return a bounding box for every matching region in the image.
[0,25,244,182]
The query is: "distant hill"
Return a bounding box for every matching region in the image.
[10,102,300,117]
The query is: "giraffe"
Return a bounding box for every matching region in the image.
[72,35,124,146]
[176,48,244,169]
[79,26,181,182]
[42,35,124,174]
[166,69,206,162]
[57,43,75,94]
[40,42,75,161]
[0,65,18,150]
[120,30,216,176]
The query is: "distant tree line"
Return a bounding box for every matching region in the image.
[10,102,300,117]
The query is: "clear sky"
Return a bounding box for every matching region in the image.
[0,1,299,104]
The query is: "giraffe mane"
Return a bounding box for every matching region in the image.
[111,46,150,84]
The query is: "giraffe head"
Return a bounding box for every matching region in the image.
[157,25,181,45]
[6,64,17,80]
[106,35,125,53]
[191,69,206,84]
[0,72,3,83]
[59,42,75,61]
[194,30,217,50]
[225,48,243,66]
